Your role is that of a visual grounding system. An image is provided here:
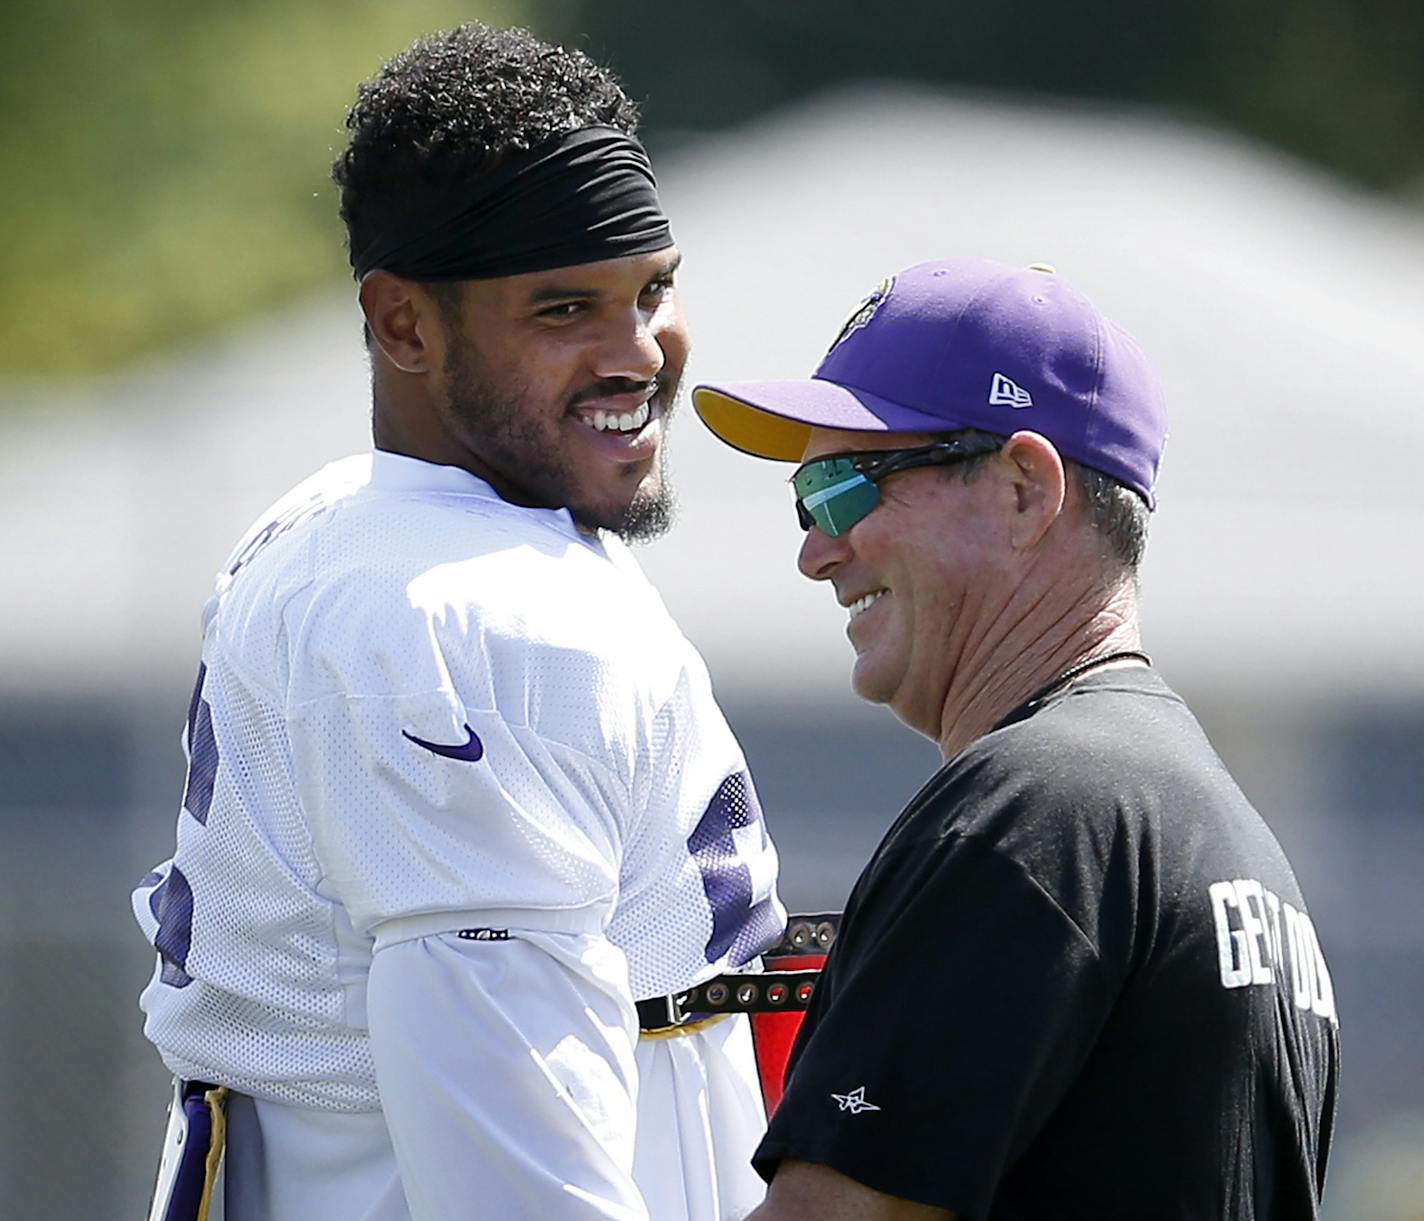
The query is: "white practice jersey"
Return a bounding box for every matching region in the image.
[133,451,785,1219]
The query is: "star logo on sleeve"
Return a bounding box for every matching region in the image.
[830,1085,881,1114]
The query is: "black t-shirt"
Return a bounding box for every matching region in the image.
[755,669,1339,1220]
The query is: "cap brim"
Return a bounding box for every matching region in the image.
[693,378,959,462]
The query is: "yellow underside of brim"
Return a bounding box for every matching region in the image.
[693,389,812,463]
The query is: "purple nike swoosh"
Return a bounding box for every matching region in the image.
[401,724,485,762]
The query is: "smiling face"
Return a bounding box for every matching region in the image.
[795,426,1014,736]
[425,247,687,539]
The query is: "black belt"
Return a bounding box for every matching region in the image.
[636,969,822,1030]
[766,912,841,961]
[636,912,841,1032]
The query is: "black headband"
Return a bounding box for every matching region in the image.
[349,126,674,282]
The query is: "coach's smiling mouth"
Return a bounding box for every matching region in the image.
[848,589,888,620]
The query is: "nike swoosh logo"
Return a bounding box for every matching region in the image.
[401,724,485,762]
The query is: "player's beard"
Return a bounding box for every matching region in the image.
[441,334,678,543]
[614,452,676,543]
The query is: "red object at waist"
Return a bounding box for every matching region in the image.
[749,951,826,1115]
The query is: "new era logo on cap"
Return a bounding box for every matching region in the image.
[989,372,1033,409]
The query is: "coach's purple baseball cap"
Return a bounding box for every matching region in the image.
[693,258,1168,507]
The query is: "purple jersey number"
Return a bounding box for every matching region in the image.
[182,663,219,825]
[148,663,221,987]
[149,864,195,988]
[688,772,782,966]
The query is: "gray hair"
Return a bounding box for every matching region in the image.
[940,428,1150,574]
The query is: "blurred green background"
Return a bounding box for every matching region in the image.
[2,0,1420,377]
[1,0,518,376]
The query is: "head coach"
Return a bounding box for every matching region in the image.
[693,258,1340,1219]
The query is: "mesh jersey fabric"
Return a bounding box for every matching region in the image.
[756,668,1339,1218]
[133,450,785,1112]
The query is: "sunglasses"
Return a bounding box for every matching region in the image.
[790,437,1004,537]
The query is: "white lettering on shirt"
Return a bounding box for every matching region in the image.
[1234,878,1275,986]
[1209,881,1253,988]
[1208,878,1337,1024]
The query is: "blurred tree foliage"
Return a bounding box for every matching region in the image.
[567,0,1424,198]
[0,0,520,376]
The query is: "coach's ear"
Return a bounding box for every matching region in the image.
[359,271,443,375]
[1000,430,1067,551]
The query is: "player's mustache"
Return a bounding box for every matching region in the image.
[569,376,661,406]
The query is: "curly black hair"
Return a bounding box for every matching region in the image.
[332,24,640,273]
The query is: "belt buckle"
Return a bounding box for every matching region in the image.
[639,988,696,1031]
[661,989,695,1026]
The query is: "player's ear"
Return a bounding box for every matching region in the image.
[359,271,444,375]
[1001,430,1066,551]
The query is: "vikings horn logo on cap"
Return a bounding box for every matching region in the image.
[826,276,894,355]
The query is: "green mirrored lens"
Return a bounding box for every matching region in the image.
[792,458,881,537]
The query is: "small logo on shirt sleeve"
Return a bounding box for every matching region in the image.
[831,1085,881,1114]
[401,724,485,762]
